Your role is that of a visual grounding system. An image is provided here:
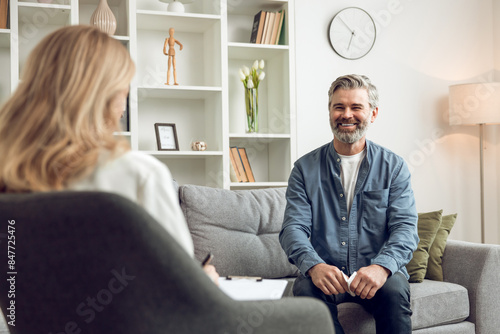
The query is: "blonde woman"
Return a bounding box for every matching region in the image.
[0,25,218,282]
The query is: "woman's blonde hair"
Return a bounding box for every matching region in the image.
[0,25,135,192]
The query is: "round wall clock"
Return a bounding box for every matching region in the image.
[328,7,376,60]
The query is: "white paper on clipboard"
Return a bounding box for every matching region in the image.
[218,278,288,300]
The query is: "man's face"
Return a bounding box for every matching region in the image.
[329,88,377,144]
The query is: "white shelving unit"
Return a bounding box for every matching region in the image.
[1,0,296,190]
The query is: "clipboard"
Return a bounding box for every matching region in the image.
[218,277,288,300]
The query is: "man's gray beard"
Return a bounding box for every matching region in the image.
[331,117,371,144]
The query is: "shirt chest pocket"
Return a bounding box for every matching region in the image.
[360,189,389,231]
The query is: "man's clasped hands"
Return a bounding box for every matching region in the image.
[308,263,391,300]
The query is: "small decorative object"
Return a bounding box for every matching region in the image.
[158,0,195,13]
[90,0,117,36]
[155,123,179,151]
[239,60,265,133]
[328,7,376,60]
[191,141,207,151]
[163,27,183,85]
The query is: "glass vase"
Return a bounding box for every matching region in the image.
[245,88,258,133]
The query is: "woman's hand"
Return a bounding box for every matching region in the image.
[203,264,220,286]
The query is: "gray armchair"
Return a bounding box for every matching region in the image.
[0,191,334,334]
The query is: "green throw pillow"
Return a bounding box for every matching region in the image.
[425,213,457,281]
[406,210,442,283]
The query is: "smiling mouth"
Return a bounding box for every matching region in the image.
[338,123,358,128]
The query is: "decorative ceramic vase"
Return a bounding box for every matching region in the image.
[168,0,185,13]
[245,88,258,133]
[90,0,117,36]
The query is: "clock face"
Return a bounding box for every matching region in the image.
[328,7,376,60]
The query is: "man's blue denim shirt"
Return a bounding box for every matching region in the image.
[279,140,419,279]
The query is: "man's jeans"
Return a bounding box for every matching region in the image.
[293,272,412,334]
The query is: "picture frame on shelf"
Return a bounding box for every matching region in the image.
[155,123,179,151]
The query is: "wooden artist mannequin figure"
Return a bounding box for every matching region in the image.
[163,27,183,85]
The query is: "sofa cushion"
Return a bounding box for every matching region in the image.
[179,185,299,278]
[338,280,469,332]
[407,210,442,283]
[426,213,457,281]
[410,279,469,330]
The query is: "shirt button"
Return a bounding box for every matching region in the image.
[341,242,346,246]
[337,158,341,162]
[341,266,346,270]
[340,194,344,198]
[342,217,346,221]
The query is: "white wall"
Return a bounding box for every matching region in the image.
[294,0,500,243]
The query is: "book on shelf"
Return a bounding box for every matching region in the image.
[229,152,239,182]
[0,0,8,30]
[260,11,271,45]
[249,9,286,45]
[249,10,266,44]
[275,10,285,45]
[238,147,255,182]
[270,11,281,45]
[230,147,248,182]
[263,11,275,44]
[229,146,255,183]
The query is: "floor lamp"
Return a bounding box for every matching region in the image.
[449,83,500,243]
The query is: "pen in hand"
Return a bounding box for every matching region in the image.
[201,253,219,286]
[201,252,213,267]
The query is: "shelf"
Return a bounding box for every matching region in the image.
[18,0,70,3]
[0,30,9,48]
[228,42,288,59]
[138,86,222,99]
[114,131,131,136]
[18,3,71,26]
[4,0,294,190]
[136,10,220,32]
[79,0,121,5]
[17,2,71,10]
[113,35,130,42]
[142,150,224,158]
[226,0,288,15]
[230,134,290,145]
[230,133,290,139]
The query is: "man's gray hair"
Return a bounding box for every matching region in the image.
[328,74,379,110]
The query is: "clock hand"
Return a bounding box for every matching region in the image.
[347,31,355,50]
[338,17,354,33]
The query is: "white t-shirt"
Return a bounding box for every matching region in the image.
[338,149,367,214]
[67,150,194,257]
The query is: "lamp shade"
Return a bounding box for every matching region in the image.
[449,83,500,125]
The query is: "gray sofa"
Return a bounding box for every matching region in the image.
[179,184,500,334]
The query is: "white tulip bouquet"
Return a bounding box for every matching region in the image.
[239,60,265,132]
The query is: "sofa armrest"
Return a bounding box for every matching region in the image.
[442,239,500,334]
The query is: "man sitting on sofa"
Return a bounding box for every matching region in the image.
[279,74,419,334]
